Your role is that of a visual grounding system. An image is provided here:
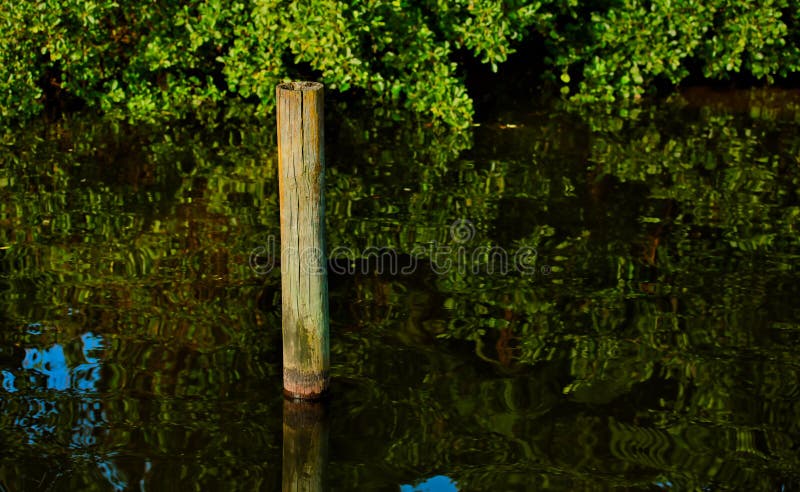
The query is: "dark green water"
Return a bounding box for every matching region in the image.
[1,90,800,491]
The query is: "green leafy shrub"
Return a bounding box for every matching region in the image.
[553,0,800,103]
[1,0,800,126]
[1,0,551,127]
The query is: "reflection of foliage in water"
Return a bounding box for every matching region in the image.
[0,116,285,490]
[0,94,799,490]
[328,95,800,490]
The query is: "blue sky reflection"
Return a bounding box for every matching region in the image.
[1,330,128,490]
[400,475,458,492]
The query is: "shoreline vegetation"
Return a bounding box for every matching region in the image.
[2,1,800,128]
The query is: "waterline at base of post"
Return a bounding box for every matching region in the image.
[283,368,331,401]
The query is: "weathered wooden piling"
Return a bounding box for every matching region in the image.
[282,399,329,492]
[276,81,330,400]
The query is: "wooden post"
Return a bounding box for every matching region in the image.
[277,81,330,400]
[282,400,329,492]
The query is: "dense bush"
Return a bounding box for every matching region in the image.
[2,0,800,126]
[556,0,800,103]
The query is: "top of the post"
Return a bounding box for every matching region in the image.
[278,81,323,92]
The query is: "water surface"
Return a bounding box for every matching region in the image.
[1,91,800,490]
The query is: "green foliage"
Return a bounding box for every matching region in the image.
[0,0,550,127]
[554,0,800,103]
[5,1,799,126]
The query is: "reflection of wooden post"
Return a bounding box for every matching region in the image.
[282,400,329,492]
[276,82,330,400]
